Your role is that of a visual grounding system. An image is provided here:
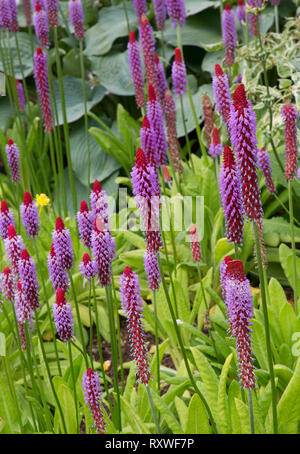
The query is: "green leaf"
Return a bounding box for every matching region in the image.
[53,76,106,125]
[217,353,233,434]
[120,396,149,434]
[56,384,77,434]
[84,5,138,56]
[70,119,120,187]
[0,32,38,78]
[185,394,211,434]
[90,51,135,96]
[150,389,184,434]
[190,347,219,421]
[234,398,251,434]
[185,0,219,17]
[279,244,300,298]
[277,356,300,433]
[252,318,269,371]
[0,332,6,356]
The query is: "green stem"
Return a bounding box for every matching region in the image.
[68,341,79,432]
[179,95,194,171]
[88,281,94,369]
[33,237,62,376]
[105,285,122,431]
[248,389,255,434]
[153,290,160,394]
[146,385,160,434]
[112,277,125,392]
[157,253,217,433]
[3,355,24,433]
[49,131,62,217]
[288,180,298,315]
[252,221,278,434]
[274,5,279,33]
[68,271,89,368]
[79,38,91,199]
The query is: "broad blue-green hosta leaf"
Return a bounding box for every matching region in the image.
[53,76,106,125]
[0,32,38,79]
[69,119,120,187]
[164,10,222,51]
[90,51,135,96]
[185,0,219,16]
[84,4,138,57]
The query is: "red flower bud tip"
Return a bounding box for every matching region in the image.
[212,127,220,145]
[175,47,182,63]
[226,259,244,279]
[154,54,160,65]
[142,115,150,129]
[163,165,171,182]
[148,84,156,102]
[129,30,136,43]
[93,179,102,194]
[82,253,91,265]
[3,266,10,275]
[21,249,30,260]
[17,280,22,292]
[215,64,224,77]
[55,216,65,232]
[124,266,133,277]
[23,191,32,206]
[56,288,66,307]
[238,0,244,5]
[135,147,147,168]
[190,224,197,235]
[36,46,43,56]
[8,139,14,146]
[80,200,89,213]
[225,3,231,10]
[35,3,42,12]
[233,83,248,109]
[140,13,148,26]
[1,200,8,213]
[8,224,16,239]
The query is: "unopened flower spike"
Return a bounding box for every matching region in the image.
[5,139,20,184]
[282,102,298,181]
[128,31,145,109]
[34,47,54,133]
[82,368,106,433]
[257,147,276,194]
[209,127,222,158]
[213,64,232,127]
[79,253,97,280]
[21,191,40,238]
[120,267,151,384]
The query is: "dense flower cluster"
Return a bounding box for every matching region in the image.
[47,243,70,293]
[0,200,15,240]
[166,0,186,28]
[82,368,106,433]
[33,47,53,133]
[202,94,214,147]
[52,217,74,271]
[139,15,158,98]
[5,139,20,184]
[190,224,202,262]
[18,249,39,310]
[213,64,232,127]
[209,128,222,158]
[164,89,183,174]
[79,253,97,280]
[4,225,25,274]
[20,191,40,238]
[222,3,237,67]
[33,2,50,48]
[171,47,187,97]
[45,0,58,26]
[257,147,276,194]
[120,267,151,384]
[128,31,145,109]
[16,79,26,113]
[282,102,298,181]
[69,0,84,39]
[91,218,115,287]
[52,288,74,342]
[77,200,94,248]
[153,0,166,31]
[236,0,245,23]
[147,85,167,166]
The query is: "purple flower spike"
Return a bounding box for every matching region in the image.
[79,253,97,280]
[257,147,276,194]
[15,280,33,325]
[77,200,93,248]
[131,148,162,252]
[128,31,145,109]
[52,217,74,271]
[5,139,20,184]
[171,47,187,97]
[34,47,53,133]
[47,243,70,293]
[222,4,237,67]
[9,0,19,32]
[133,0,147,21]
[33,2,50,48]
[0,200,15,240]
[45,0,58,27]
[69,0,84,39]
[153,0,166,31]
[20,191,40,238]
[82,368,106,434]
[140,115,158,166]
[213,64,232,127]
[22,0,32,26]
[16,79,26,113]
[1,267,15,302]
[0,0,11,29]
[91,218,115,287]
[18,249,39,310]
[219,145,244,245]
[236,0,245,23]
[120,267,151,384]
[229,84,262,222]
[224,260,255,390]
[209,127,222,158]
[166,0,186,29]
[282,102,298,181]
[154,54,168,107]
[90,180,110,229]
[144,249,161,291]
[4,224,25,274]
[139,14,158,98]
[53,288,74,342]
[147,85,168,166]
[164,89,183,174]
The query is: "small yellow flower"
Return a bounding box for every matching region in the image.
[103,360,111,371]
[36,193,50,214]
